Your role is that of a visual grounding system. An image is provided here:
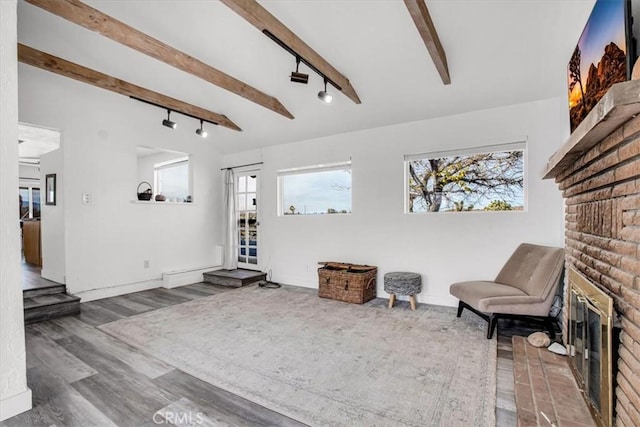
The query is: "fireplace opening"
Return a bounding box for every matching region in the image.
[566,268,620,427]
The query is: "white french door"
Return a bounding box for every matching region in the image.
[235,171,259,270]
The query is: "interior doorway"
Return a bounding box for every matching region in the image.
[18,123,61,290]
[234,171,259,270]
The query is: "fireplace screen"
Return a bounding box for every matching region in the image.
[567,268,614,427]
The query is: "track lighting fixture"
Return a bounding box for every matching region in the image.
[263,30,342,103]
[196,120,208,138]
[290,56,309,84]
[131,97,219,137]
[317,79,333,104]
[162,109,177,129]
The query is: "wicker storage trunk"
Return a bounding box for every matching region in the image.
[318,262,377,304]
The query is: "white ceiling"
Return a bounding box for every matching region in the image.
[18,122,60,162]
[17,0,596,154]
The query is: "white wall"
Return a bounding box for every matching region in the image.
[39,148,65,284]
[225,98,565,306]
[19,65,224,301]
[18,163,39,188]
[0,0,32,421]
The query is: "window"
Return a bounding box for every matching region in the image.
[154,157,190,202]
[236,174,258,265]
[32,188,41,217]
[278,162,352,215]
[406,143,525,213]
[19,187,41,219]
[137,146,192,203]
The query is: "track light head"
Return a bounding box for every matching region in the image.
[290,72,309,84]
[290,57,308,84]
[162,119,177,129]
[196,120,208,138]
[162,110,177,129]
[317,79,333,104]
[317,91,333,103]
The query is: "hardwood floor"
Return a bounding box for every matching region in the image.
[2,283,305,427]
[21,261,61,292]
[3,284,536,427]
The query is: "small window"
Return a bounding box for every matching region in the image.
[406,143,525,213]
[19,187,40,219]
[154,158,189,202]
[278,162,351,215]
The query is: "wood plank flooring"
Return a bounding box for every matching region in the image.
[1,283,305,427]
[3,283,535,427]
[21,261,59,292]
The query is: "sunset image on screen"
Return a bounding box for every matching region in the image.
[568,0,627,131]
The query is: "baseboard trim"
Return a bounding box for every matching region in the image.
[73,279,162,302]
[162,265,221,289]
[0,388,32,422]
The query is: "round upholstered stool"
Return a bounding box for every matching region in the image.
[384,272,421,310]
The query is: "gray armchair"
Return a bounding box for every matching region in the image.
[449,243,564,339]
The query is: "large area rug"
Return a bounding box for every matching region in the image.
[99,286,496,426]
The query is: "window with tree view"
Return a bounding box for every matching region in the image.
[406,144,525,213]
[279,162,351,215]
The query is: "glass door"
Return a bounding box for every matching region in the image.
[235,171,259,270]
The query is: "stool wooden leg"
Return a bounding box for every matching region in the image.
[388,294,396,309]
[409,295,417,311]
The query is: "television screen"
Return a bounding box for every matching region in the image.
[568,0,632,132]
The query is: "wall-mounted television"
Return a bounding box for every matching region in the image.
[568,0,637,132]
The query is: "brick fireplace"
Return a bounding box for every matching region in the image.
[545,80,640,426]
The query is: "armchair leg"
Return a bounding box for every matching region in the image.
[456,301,464,318]
[487,314,498,339]
[543,317,557,340]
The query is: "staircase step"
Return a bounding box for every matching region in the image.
[203,269,267,288]
[23,283,67,298]
[24,293,81,324]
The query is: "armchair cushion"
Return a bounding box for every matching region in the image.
[494,243,564,301]
[450,281,528,311]
[449,243,564,338]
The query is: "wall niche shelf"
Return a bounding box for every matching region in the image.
[130,200,196,205]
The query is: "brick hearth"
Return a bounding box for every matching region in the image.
[512,336,596,427]
[545,80,640,426]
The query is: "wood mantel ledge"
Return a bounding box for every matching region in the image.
[543,80,640,179]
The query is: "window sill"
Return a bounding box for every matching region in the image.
[130,200,196,205]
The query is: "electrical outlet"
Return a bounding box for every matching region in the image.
[82,193,92,204]
[144,260,150,268]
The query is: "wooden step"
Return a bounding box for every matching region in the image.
[23,283,67,298]
[203,269,266,288]
[24,293,81,324]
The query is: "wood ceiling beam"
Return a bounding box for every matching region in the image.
[18,44,242,132]
[220,0,361,104]
[403,0,451,85]
[24,0,293,119]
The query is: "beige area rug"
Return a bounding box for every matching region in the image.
[99,286,496,426]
